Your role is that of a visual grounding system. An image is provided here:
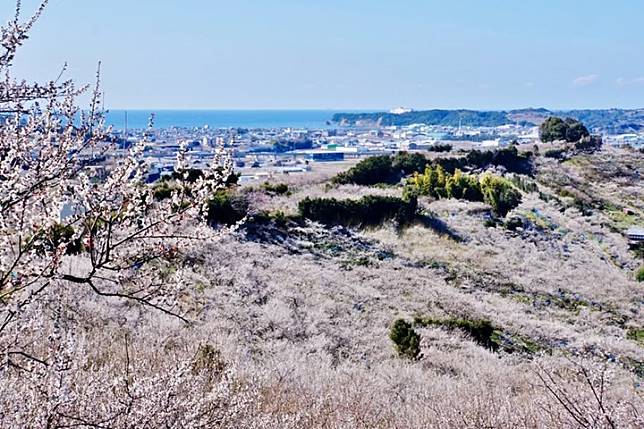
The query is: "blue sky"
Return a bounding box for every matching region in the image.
[3,0,644,110]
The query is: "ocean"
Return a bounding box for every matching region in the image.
[105,110,344,130]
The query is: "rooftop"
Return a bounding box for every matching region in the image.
[626,227,644,236]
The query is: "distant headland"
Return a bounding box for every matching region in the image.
[332,108,644,133]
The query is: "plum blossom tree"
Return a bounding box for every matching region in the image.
[0,2,238,422]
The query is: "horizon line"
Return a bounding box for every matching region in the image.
[103,106,644,112]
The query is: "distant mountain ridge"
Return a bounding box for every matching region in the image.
[332,108,644,133]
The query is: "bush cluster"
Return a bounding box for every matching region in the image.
[333,147,533,187]
[426,143,453,153]
[544,148,567,159]
[627,328,644,346]
[509,174,539,193]
[479,174,523,218]
[152,180,178,201]
[207,191,248,226]
[35,223,84,256]
[161,168,240,186]
[272,138,314,153]
[333,152,429,186]
[153,168,239,201]
[415,317,499,351]
[261,182,290,196]
[389,319,421,359]
[298,195,417,228]
[435,146,533,175]
[574,135,603,152]
[539,117,590,143]
[406,166,521,217]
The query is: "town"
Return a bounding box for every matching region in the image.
[99,117,642,185]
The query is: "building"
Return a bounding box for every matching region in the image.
[390,107,413,115]
[307,152,345,162]
[625,227,644,246]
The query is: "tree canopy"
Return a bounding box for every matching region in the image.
[540,117,590,143]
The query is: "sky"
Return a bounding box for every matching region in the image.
[2,0,644,110]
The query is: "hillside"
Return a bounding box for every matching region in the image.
[333,108,644,132]
[22,145,643,428]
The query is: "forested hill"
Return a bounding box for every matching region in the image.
[332,108,644,132]
[332,110,510,128]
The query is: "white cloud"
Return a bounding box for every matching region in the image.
[573,74,599,87]
[616,76,644,87]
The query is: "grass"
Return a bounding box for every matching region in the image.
[509,290,595,314]
[522,209,556,231]
[601,202,641,231]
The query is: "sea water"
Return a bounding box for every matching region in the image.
[105,110,343,130]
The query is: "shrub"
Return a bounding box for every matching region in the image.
[415,317,499,351]
[406,165,449,199]
[406,168,521,217]
[544,148,567,159]
[427,143,453,152]
[480,174,522,217]
[298,195,417,228]
[446,169,484,201]
[633,245,644,259]
[434,146,533,175]
[389,319,421,359]
[333,152,429,186]
[153,180,179,201]
[540,117,567,142]
[504,216,525,231]
[564,118,591,142]
[35,223,84,256]
[333,156,393,185]
[636,267,644,282]
[574,135,603,152]
[155,169,239,201]
[262,182,290,196]
[333,149,532,186]
[509,174,539,193]
[207,191,248,226]
[626,328,644,346]
[391,152,430,176]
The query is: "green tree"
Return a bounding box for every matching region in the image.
[391,152,430,176]
[564,118,590,142]
[540,116,590,143]
[539,117,568,142]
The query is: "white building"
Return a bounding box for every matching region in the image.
[389,107,413,115]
